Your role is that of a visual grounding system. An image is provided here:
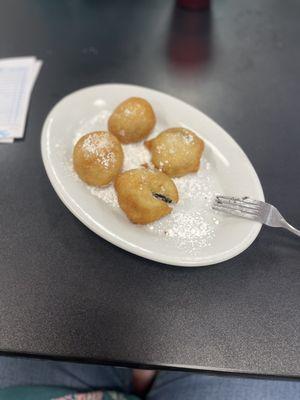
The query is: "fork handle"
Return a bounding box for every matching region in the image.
[280,218,300,237]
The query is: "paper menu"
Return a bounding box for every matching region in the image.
[0,57,42,143]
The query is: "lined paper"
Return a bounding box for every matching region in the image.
[0,57,42,142]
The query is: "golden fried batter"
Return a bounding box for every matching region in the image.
[108,97,156,144]
[115,168,179,224]
[145,127,204,177]
[73,131,123,186]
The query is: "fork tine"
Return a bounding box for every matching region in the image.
[213,200,259,214]
[213,201,259,215]
[212,203,259,220]
[216,195,260,206]
[215,196,260,211]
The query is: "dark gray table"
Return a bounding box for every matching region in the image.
[0,0,299,379]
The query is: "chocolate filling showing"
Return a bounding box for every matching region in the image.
[152,192,173,204]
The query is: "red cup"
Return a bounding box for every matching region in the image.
[168,5,211,69]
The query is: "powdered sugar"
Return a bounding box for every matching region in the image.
[123,142,150,170]
[90,185,118,208]
[81,132,110,155]
[74,131,118,169]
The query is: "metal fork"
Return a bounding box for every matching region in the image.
[213,195,300,237]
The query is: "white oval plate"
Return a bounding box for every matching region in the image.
[41,84,264,267]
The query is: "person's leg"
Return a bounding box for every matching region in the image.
[0,356,131,392]
[132,369,156,396]
[147,370,300,400]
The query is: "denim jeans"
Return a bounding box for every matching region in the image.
[0,356,299,399]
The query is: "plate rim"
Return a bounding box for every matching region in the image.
[41,83,264,267]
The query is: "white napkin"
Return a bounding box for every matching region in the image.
[0,57,42,143]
